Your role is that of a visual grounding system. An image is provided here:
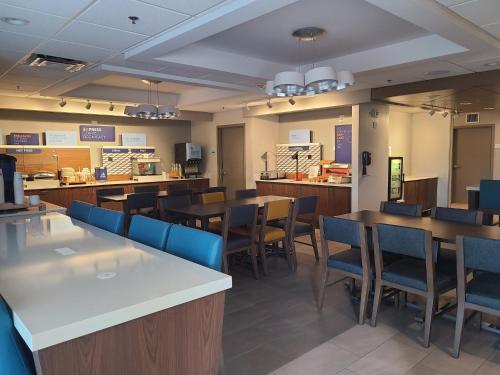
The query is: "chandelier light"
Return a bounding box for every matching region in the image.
[124,80,179,119]
[265,27,354,99]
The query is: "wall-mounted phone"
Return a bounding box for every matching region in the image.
[362,151,371,175]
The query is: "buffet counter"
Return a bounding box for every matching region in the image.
[256,179,351,218]
[24,178,209,208]
[403,176,438,211]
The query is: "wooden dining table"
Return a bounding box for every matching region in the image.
[99,190,169,203]
[337,210,500,243]
[166,195,293,230]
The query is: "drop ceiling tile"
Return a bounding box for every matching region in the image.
[0,3,67,37]
[0,30,42,53]
[483,21,500,38]
[436,0,473,6]
[0,0,94,17]
[450,0,500,26]
[36,39,115,63]
[78,0,189,36]
[54,21,148,51]
[137,0,226,16]
[8,64,72,81]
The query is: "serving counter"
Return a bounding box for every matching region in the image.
[256,179,351,217]
[24,177,209,208]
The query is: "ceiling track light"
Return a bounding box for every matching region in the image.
[289,96,296,105]
[108,102,114,111]
[85,100,91,110]
[429,107,436,116]
[442,111,449,118]
[266,98,272,109]
[59,98,66,108]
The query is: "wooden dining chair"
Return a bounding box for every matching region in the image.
[167,183,188,194]
[235,189,257,200]
[371,223,457,348]
[158,195,192,225]
[134,184,160,193]
[201,192,225,232]
[380,201,422,217]
[221,204,259,278]
[123,192,158,230]
[205,186,227,196]
[96,187,124,207]
[453,235,500,357]
[318,216,371,325]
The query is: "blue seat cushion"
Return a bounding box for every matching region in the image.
[270,220,312,235]
[0,297,35,375]
[466,273,500,310]
[226,233,252,251]
[327,247,372,276]
[383,258,456,292]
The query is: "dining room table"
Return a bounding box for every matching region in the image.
[99,190,169,203]
[166,195,293,230]
[0,212,231,375]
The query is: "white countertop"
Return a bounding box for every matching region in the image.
[0,213,231,351]
[25,176,208,191]
[404,176,437,182]
[0,201,65,218]
[256,179,352,188]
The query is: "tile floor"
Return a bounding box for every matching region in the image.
[222,233,500,375]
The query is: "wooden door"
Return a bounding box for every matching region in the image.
[218,125,245,199]
[452,126,493,203]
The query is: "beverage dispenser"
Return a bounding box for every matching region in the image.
[175,143,202,178]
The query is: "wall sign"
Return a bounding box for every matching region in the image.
[122,133,147,146]
[6,148,42,154]
[44,131,77,146]
[7,133,40,145]
[289,129,311,144]
[335,124,352,164]
[102,148,129,153]
[131,148,155,153]
[79,125,115,142]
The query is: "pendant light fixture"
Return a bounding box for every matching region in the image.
[124,80,179,119]
[265,27,354,99]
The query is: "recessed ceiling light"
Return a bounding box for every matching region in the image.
[484,62,500,67]
[426,70,450,76]
[0,17,30,26]
[484,107,496,110]
[460,102,472,105]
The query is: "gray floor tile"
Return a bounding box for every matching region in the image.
[404,364,446,375]
[328,323,397,356]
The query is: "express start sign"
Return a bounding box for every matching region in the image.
[79,125,116,142]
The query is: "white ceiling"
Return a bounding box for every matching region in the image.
[1,0,500,112]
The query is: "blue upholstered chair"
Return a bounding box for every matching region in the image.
[235,189,257,200]
[68,200,93,223]
[318,216,371,325]
[371,223,457,348]
[128,215,172,250]
[380,201,422,217]
[89,206,125,235]
[453,236,500,357]
[165,225,223,271]
[0,297,35,375]
[431,207,483,225]
[478,180,500,225]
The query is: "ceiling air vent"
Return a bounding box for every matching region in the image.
[24,53,87,73]
[465,113,480,124]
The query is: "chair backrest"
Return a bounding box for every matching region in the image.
[165,225,223,271]
[128,215,172,250]
[431,207,483,225]
[320,216,363,247]
[124,192,158,211]
[96,187,124,206]
[0,297,34,375]
[225,204,258,229]
[479,180,500,210]
[68,200,93,223]
[168,189,193,198]
[265,199,291,221]
[89,206,125,235]
[380,201,422,217]
[205,186,226,194]
[134,184,160,194]
[458,235,500,274]
[235,189,257,200]
[167,183,188,193]
[201,191,225,204]
[158,195,191,221]
[374,223,430,260]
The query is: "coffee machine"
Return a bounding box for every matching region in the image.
[175,143,202,178]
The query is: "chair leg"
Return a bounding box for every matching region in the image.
[317,269,329,310]
[310,230,320,262]
[250,244,260,280]
[222,251,229,275]
[423,294,435,348]
[370,280,383,327]
[359,277,370,325]
[453,301,466,358]
[259,241,269,276]
[283,238,294,271]
[290,236,298,270]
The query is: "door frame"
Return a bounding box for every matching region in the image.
[450,124,495,203]
[217,123,246,188]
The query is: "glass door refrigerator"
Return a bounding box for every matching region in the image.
[388,157,404,201]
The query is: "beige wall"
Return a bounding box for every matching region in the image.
[0,110,190,172]
[388,110,412,175]
[453,110,500,179]
[278,108,353,161]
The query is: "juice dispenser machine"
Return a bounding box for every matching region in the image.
[174,143,202,178]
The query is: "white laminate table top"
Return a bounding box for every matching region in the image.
[0,213,232,351]
[0,201,66,218]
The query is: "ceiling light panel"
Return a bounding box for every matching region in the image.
[53,21,148,51]
[0,4,67,37]
[78,0,189,36]
[35,40,114,63]
[137,0,226,16]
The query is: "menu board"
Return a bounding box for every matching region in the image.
[7,133,40,145]
[44,131,77,146]
[79,125,115,142]
[335,124,352,164]
[388,157,404,201]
